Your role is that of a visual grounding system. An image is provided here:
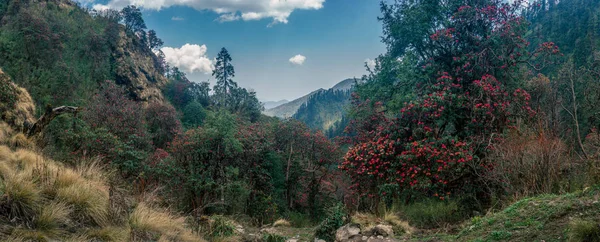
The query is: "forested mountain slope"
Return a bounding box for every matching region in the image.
[0,0,167,107]
[263,88,325,118]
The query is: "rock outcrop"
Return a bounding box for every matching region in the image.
[0,69,36,132]
[113,29,168,103]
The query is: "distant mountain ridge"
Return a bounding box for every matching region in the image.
[263,89,324,118]
[262,99,289,109]
[263,78,358,119]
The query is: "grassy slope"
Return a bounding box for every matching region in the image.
[407,187,600,242]
[0,122,204,241]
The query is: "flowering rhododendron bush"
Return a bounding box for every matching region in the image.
[343,0,559,206]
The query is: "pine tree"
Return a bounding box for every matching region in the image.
[212,47,237,108]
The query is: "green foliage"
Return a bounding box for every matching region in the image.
[145,102,181,148]
[208,215,235,238]
[285,211,314,228]
[568,219,600,242]
[396,199,466,229]
[293,89,351,134]
[262,233,287,242]
[0,1,116,107]
[182,102,206,130]
[247,193,278,225]
[314,204,347,241]
[120,5,146,34]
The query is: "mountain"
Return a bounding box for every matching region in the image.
[293,88,351,134]
[262,99,289,109]
[331,78,359,91]
[263,78,359,119]
[263,89,325,118]
[0,0,167,106]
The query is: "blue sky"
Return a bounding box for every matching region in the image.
[89,0,386,101]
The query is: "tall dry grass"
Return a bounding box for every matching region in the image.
[0,122,204,241]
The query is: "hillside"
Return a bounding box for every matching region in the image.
[263,88,325,118]
[262,99,289,109]
[293,89,351,133]
[263,78,357,124]
[0,0,167,106]
[0,72,202,241]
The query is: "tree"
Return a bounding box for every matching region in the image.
[344,0,559,208]
[121,5,146,34]
[212,47,236,108]
[147,29,163,50]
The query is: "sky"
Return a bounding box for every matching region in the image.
[84,0,386,101]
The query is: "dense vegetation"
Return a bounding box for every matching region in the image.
[1,0,600,241]
[343,0,600,227]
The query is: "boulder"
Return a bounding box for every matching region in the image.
[335,224,361,241]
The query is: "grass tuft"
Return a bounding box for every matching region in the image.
[273,218,291,227]
[568,219,600,242]
[56,182,109,226]
[129,202,202,241]
[35,202,72,232]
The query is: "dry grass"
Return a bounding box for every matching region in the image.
[56,182,109,226]
[129,202,203,242]
[351,211,414,235]
[0,122,202,241]
[85,226,130,241]
[34,202,72,232]
[273,218,291,227]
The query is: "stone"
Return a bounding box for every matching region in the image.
[335,224,362,241]
[371,224,394,237]
[235,224,245,234]
[314,239,326,242]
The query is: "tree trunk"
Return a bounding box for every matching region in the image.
[27,105,80,137]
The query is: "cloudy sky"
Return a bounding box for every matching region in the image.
[86,0,385,101]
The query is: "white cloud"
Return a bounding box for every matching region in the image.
[289,55,306,65]
[216,13,240,22]
[161,44,214,74]
[171,16,184,21]
[365,58,376,70]
[93,0,325,26]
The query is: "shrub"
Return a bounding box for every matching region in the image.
[145,102,181,148]
[397,199,466,229]
[286,211,313,228]
[262,233,287,242]
[486,131,571,199]
[182,101,207,129]
[314,204,348,241]
[569,219,600,242]
[83,80,148,141]
[207,215,235,238]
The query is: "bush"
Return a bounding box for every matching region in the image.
[314,204,347,241]
[262,233,287,242]
[208,215,235,238]
[182,101,207,129]
[397,199,466,229]
[486,131,570,199]
[286,212,313,227]
[568,219,600,242]
[145,102,181,148]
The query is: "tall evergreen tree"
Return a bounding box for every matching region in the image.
[212,47,237,108]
